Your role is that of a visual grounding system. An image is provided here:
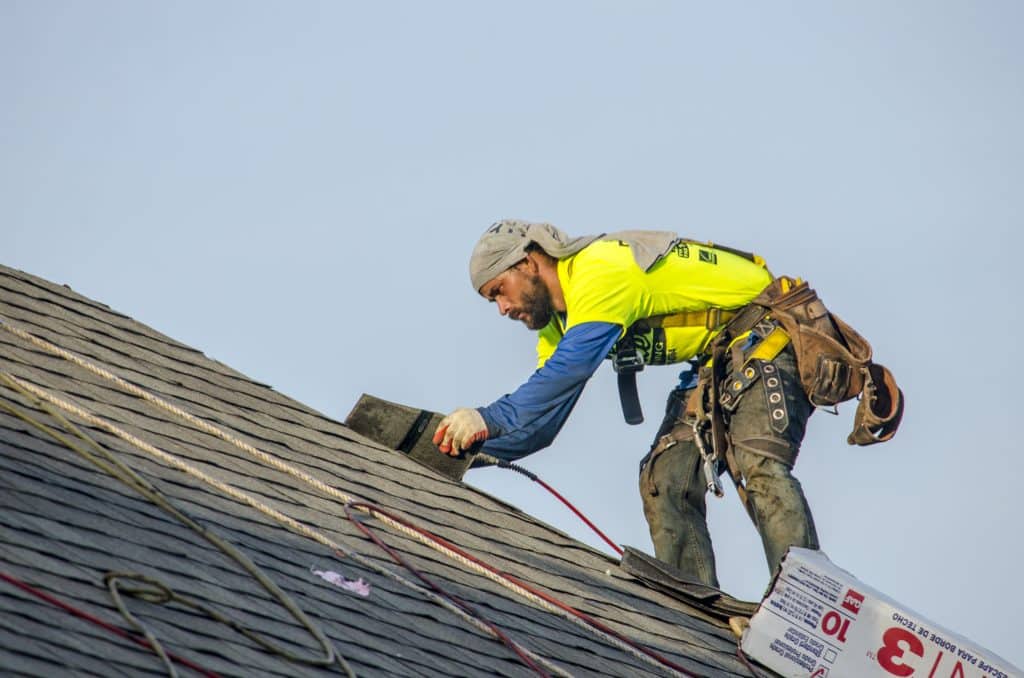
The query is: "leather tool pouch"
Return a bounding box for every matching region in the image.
[847,362,905,445]
[752,277,871,406]
[751,277,904,446]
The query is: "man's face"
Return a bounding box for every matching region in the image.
[479,262,554,330]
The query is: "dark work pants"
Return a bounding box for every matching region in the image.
[637,346,819,588]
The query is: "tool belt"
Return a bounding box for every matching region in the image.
[693,277,904,446]
[745,276,904,445]
[619,276,904,439]
[711,277,904,519]
[636,276,904,523]
[613,308,741,425]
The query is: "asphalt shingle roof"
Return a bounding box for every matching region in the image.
[0,263,759,677]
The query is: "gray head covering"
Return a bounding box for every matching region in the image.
[469,219,679,291]
[468,220,596,291]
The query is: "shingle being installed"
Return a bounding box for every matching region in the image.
[0,263,762,677]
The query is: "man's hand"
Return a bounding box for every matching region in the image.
[433,408,489,456]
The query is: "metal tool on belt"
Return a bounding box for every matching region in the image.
[691,416,724,497]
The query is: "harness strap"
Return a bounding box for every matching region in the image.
[719,325,790,412]
[614,306,741,425]
[760,361,790,434]
[616,370,645,425]
[613,323,647,425]
[748,324,790,363]
[700,302,783,524]
[646,307,737,330]
[610,240,771,426]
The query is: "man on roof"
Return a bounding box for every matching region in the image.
[433,219,901,587]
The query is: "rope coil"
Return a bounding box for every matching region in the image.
[0,376,352,677]
[0,570,222,678]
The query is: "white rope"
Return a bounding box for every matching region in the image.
[0,317,688,677]
[2,373,570,678]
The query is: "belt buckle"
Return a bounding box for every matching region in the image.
[705,307,722,330]
[754,317,776,337]
[613,347,645,374]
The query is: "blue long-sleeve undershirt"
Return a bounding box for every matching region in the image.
[477,321,622,461]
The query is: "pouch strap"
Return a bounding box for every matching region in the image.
[719,325,791,412]
[760,361,790,434]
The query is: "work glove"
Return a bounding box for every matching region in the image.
[433,407,489,456]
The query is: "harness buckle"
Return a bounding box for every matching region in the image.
[613,346,645,374]
[705,307,722,330]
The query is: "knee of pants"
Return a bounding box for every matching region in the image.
[734,448,798,487]
[735,452,812,517]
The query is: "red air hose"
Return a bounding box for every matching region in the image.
[349,501,699,677]
[486,456,624,556]
[342,503,551,677]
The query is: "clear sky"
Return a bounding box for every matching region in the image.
[4,0,1021,668]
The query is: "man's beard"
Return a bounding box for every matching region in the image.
[519,275,555,330]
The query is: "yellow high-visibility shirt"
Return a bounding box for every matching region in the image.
[536,239,772,368]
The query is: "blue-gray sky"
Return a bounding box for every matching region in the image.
[4,0,1021,668]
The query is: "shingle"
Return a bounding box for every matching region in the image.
[0,263,759,677]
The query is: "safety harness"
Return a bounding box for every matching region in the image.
[612,240,767,426]
[612,307,739,424]
[626,274,905,520]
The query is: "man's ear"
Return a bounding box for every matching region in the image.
[521,251,543,273]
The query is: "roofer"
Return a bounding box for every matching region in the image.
[434,219,902,587]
